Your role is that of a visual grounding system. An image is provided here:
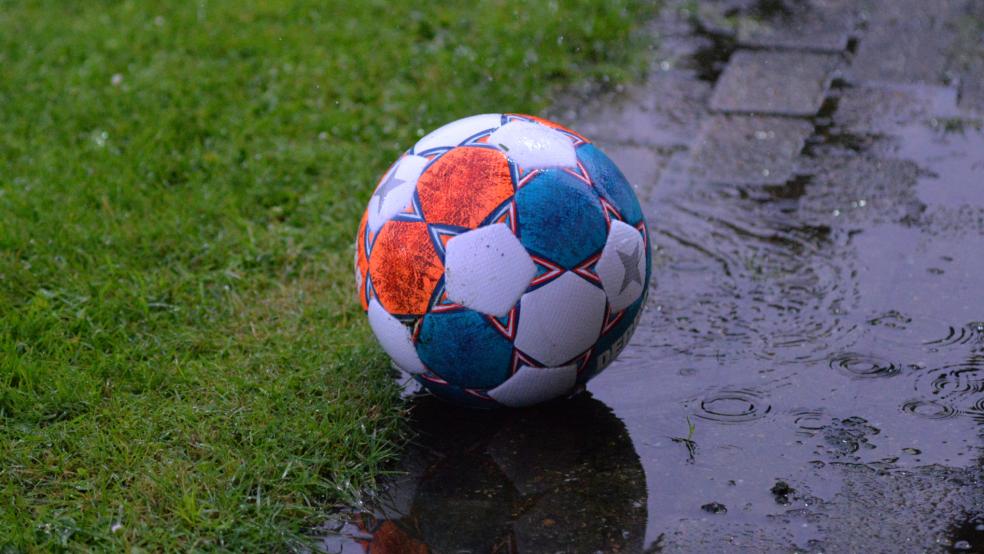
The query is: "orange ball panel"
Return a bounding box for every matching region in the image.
[416,147,513,229]
[368,220,443,316]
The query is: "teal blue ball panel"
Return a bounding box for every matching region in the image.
[515,170,608,269]
[416,309,513,389]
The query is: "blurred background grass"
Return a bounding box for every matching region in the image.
[0,0,656,549]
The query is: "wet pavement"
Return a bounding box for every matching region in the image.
[322,1,984,552]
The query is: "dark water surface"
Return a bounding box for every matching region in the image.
[590,106,984,551]
[320,52,984,554]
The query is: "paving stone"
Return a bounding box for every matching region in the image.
[577,71,711,149]
[594,144,671,204]
[958,65,984,114]
[736,0,858,52]
[710,50,840,116]
[849,0,968,85]
[849,23,954,85]
[834,84,960,134]
[693,0,755,37]
[645,151,702,223]
[647,0,697,38]
[920,204,984,235]
[859,0,968,28]
[651,35,715,74]
[796,156,925,227]
[637,1,719,75]
[690,115,814,185]
[650,150,696,194]
[948,4,984,114]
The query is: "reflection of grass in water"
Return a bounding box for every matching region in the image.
[0,0,655,549]
[671,417,698,462]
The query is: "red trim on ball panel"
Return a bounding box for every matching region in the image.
[529,255,564,287]
[573,251,603,287]
[418,373,449,386]
[464,388,494,401]
[426,278,466,314]
[516,167,542,189]
[562,161,593,187]
[599,197,624,229]
[486,305,519,341]
[574,347,594,375]
[429,301,465,314]
[483,197,519,235]
[510,348,545,375]
[602,303,627,335]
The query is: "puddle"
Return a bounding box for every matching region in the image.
[320,26,983,554]
[319,395,647,553]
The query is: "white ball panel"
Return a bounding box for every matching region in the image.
[488,121,577,170]
[596,220,647,312]
[487,364,577,407]
[444,223,535,317]
[514,272,606,366]
[413,113,503,154]
[367,299,426,374]
[367,154,428,232]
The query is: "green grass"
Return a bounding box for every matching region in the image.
[0,1,654,549]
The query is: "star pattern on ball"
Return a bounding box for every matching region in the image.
[617,242,643,294]
[372,171,406,215]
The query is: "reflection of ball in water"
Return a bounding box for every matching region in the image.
[357,394,647,552]
[355,114,651,408]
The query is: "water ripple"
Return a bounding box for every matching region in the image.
[865,314,984,357]
[653,186,859,363]
[693,388,772,424]
[920,361,984,397]
[925,322,984,349]
[966,397,984,423]
[829,352,902,378]
[900,399,960,420]
[789,408,827,437]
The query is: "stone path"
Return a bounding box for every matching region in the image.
[565,1,984,551]
[573,0,984,199]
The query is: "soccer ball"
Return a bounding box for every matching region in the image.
[355,114,650,408]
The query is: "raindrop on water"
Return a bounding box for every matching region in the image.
[829,352,901,378]
[900,399,959,420]
[693,388,771,424]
